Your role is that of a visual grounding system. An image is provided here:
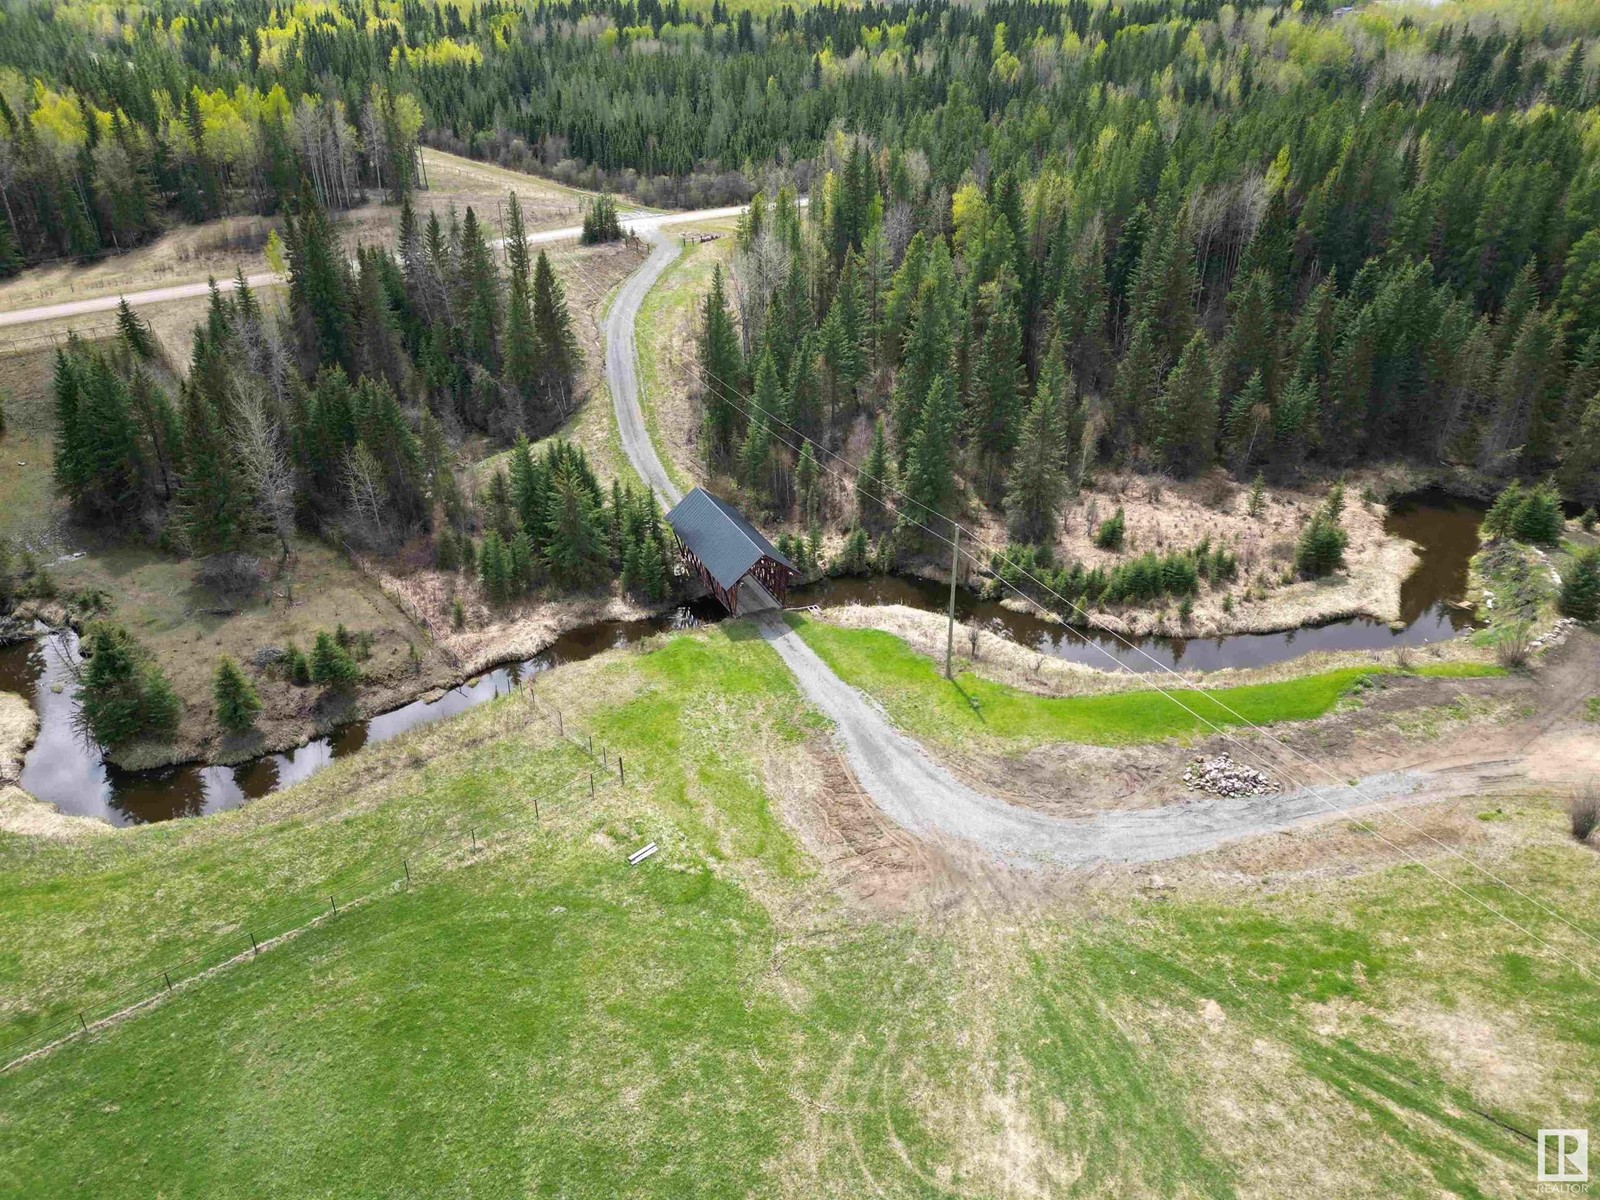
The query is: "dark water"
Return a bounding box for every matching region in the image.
[1,600,723,827]
[797,488,1485,675]
[0,493,1484,825]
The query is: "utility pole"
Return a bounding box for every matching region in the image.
[945,523,959,680]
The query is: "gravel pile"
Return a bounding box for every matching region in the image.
[1183,754,1279,797]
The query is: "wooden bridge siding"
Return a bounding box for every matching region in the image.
[675,543,793,615]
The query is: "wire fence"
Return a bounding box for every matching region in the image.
[0,685,632,1074]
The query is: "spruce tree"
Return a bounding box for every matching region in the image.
[213,656,263,736]
[503,194,540,416]
[78,624,181,748]
[284,186,354,372]
[1109,319,1165,455]
[856,417,891,529]
[71,354,147,523]
[116,298,156,361]
[179,380,252,556]
[479,530,510,603]
[741,412,772,499]
[901,373,958,526]
[458,206,501,370]
[309,630,360,688]
[1156,332,1219,477]
[1295,488,1349,578]
[531,250,580,421]
[1559,547,1600,622]
[1006,347,1068,545]
[796,442,820,521]
[699,263,745,464]
[544,460,607,590]
[1222,371,1270,471]
[968,278,1025,494]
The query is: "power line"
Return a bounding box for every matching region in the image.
[670,347,1600,975]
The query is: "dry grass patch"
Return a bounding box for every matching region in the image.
[0,148,588,318]
[0,691,38,783]
[636,237,732,494]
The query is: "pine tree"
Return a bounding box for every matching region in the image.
[544,459,607,590]
[968,277,1025,495]
[309,630,360,688]
[699,263,745,463]
[116,298,156,361]
[1156,332,1219,477]
[901,373,958,527]
[78,624,181,748]
[1006,346,1068,545]
[212,656,262,736]
[530,250,580,422]
[1559,547,1600,622]
[856,417,891,529]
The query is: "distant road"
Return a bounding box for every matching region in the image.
[0,205,751,330]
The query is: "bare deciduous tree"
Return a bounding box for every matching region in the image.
[234,387,297,564]
[343,442,390,548]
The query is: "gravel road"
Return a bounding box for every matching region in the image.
[756,615,1430,868]
[603,228,684,506]
[0,205,754,331]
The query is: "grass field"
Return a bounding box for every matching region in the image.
[1,625,1595,1197]
[789,616,1504,750]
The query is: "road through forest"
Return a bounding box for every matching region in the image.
[590,213,1462,869]
[0,196,1471,868]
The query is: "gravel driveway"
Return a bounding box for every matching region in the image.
[603,228,683,506]
[756,615,1429,868]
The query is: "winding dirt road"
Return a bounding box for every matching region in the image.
[590,206,1561,870]
[602,229,684,506]
[7,193,1544,870]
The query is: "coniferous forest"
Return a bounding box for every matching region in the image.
[5,0,1600,603]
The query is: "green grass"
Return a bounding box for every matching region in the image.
[0,626,1591,1198]
[634,240,725,496]
[788,616,1503,749]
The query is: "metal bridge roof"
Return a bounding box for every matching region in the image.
[665,487,794,591]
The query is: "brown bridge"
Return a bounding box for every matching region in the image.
[664,487,798,615]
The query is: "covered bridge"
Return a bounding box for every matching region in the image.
[665,487,798,614]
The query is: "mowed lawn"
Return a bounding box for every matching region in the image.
[1,627,1594,1198]
[790,615,1503,749]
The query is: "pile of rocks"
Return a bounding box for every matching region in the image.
[1183,753,1279,797]
[1528,616,1579,655]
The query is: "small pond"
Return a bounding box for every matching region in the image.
[0,491,1484,825]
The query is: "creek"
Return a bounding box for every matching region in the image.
[0,491,1483,825]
